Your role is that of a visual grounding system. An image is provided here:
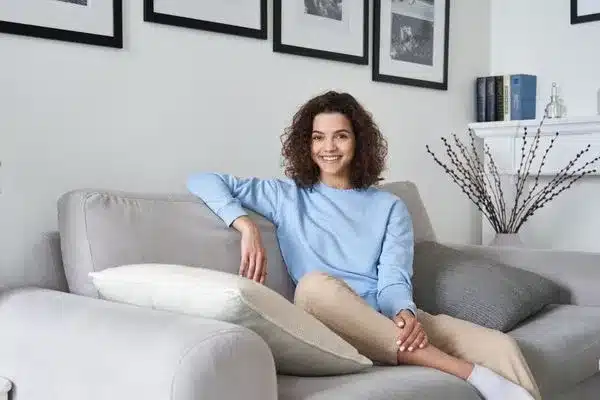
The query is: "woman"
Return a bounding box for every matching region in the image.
[187,91,540,400]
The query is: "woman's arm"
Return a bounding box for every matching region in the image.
[376,199,417,319]
[186,172,281,226]
[187,172,281,283]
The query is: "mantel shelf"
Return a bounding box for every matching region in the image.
[467,116,600,138]
[466,115,600,175]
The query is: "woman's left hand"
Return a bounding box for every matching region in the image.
[393,310,428,352]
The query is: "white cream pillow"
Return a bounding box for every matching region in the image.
[89,264,372,376]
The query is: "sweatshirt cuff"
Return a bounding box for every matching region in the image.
[218,201,248,227]
[377,284,417,319]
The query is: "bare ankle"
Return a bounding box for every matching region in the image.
[458,361,475,380]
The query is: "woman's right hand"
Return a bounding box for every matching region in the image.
[232,216,268,284]
[394,310,428,352]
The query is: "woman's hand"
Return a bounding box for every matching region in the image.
[232,216,267,284]
[393,310,428,352]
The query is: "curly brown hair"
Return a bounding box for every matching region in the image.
[280,91,388,190]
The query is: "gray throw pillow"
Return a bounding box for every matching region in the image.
[412,241,561,332]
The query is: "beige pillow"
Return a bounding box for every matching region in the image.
[89,264,372,376]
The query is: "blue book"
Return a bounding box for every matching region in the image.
[510,74,537,120]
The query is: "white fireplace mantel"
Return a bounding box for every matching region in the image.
[467,116,600,175]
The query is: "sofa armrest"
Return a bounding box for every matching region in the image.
[0,288,277,400]
[446,243,600,306]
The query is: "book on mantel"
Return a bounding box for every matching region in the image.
[475,74,537,122]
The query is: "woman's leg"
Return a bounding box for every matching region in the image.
[416,311,541,399]
[294,272,539,400]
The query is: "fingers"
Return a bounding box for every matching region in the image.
[417,334,429,350]
[400,322,420,352]
[410,331,426,351]
[259,253,268,284]
[394,315,405,328]
[246,252,257,281]
[396,317,415,347]
[253,252,265,282]
[239,253,249,277]
[242,249,267,283]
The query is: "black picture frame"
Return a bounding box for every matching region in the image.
[144,0,267,40]
[372,0,450,90]
[0,0,123,48]
[571,0,600,24]
[273,0,369,65]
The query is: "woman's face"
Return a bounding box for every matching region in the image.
[310,112,356,182]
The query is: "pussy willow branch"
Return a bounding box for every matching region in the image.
[514,167,597,232]
[509,132,559,232]
[464,131,499,220]
[426,145,502,232]
[511,145,593,225]
[452,132,499,221]
[512,151,600,229]
[483,143,508,231]
[449,136,503,228]
[427,119,600,233]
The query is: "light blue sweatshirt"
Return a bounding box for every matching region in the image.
[186,173,417,319]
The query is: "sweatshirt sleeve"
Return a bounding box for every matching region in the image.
[376,199,417,319]
[186,172,281,227]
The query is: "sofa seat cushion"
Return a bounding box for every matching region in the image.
[509,304,600,395]
[277,366,480,400]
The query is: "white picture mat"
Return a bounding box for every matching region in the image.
[153,0,262,30]
[0,0,114,36]
[577,0,600,16]
[281,0,364,56]
[378,0,446,83]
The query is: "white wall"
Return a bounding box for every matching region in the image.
[488,0,600,252]
[0,0,490,290]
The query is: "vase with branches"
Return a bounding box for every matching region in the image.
[426,118,600,242]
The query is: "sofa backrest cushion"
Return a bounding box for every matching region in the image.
[58,190,296,300]
[58,181,434,300]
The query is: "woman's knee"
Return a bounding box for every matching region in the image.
[497,333,521,353]
[294,271,334,305]
[485,329,523,357]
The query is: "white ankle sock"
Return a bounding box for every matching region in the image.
[467,364,534,400]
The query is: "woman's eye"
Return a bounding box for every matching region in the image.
[312,136,323,141]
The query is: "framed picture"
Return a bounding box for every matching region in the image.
[0,0,122,48]
[571,0,600,24]
[373,0,450,90]
[274,0,369,65]
[144,0,267,40]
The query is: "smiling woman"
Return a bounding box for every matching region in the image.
[186,91,540,400]
[309,113,356,190]
[280,91,388,190]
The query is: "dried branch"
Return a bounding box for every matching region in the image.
[427,119,600,234]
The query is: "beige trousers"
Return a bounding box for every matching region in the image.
[294,271,541,400]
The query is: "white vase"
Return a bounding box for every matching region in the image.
[489,233,523,247]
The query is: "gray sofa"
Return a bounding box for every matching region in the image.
[1,181,599,400]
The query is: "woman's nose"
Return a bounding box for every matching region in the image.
[324,138,336,150]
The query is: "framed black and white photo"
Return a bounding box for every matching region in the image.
[144,0,267,40]
[571,0,600,24]
[0,0,122,48]
[373,0,449,90]
[274,0,369,65]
